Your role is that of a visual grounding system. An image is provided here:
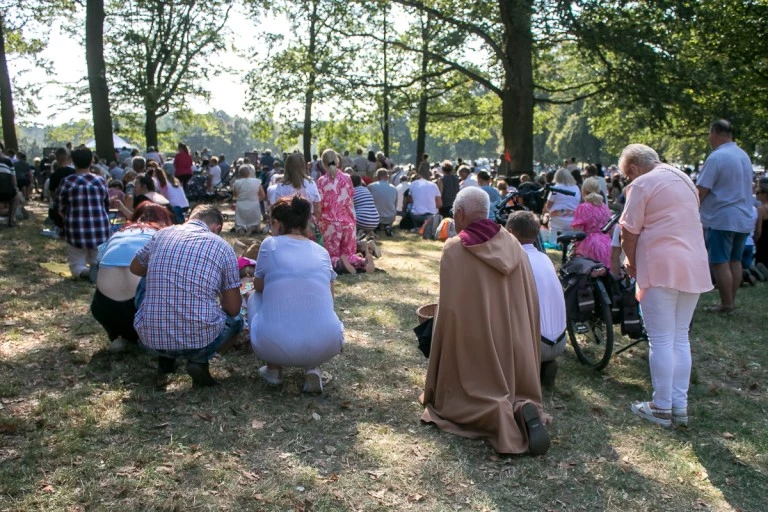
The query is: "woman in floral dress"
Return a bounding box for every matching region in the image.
[316,149,374,274]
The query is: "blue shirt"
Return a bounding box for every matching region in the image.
[697,142,754,233]
[97,227,156,268]
[481,185,502,219]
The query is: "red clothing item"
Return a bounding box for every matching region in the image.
[174,151,193,177]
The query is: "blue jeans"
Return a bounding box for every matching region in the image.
[134,278,244,363]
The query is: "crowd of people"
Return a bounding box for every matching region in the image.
[0,118,765,456]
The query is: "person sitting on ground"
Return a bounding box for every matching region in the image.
[421,187,550,455]
[91,203,174,352]
[506,211,566,388]
[571,176,612,268]
[395,173,412,217]
[247,196,344,393]
[405,167,442,228]
[233,164,265,235]
[317,150,374,274]
[130,205,244,387]
[162,168,189,224]
[350,173,380,233]
[57,147,111,279]
[368,169,397,236]
[206,156,222,193]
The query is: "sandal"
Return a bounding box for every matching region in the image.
[630,401,672,427]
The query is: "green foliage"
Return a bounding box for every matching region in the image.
[105,0,233,126]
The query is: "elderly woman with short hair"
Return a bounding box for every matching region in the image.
[619,144,712,428]
[543,168,581,245]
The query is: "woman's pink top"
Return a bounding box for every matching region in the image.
[572,202,612,268]
[317,172,355,224]
[619,164,713,297]
[174,152,193,177]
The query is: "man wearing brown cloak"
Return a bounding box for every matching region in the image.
[421,187,550,455]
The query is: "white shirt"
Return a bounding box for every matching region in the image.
[208,165,222,187]
[460,174,479,189]
[275,178,321,212]
[522,244,566,342]
[409,179,440,215]
[548,184,581,213]
[166,183,189,208]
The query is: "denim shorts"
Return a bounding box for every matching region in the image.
[706,229,748,265]
[142,314,244,364]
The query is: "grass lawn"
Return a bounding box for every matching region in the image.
[1,204,767,511]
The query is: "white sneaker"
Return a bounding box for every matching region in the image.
[303,368,323,394]
[258,365,282,386]
[108,337,130,353]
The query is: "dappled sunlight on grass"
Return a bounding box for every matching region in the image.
[1,209,767,510]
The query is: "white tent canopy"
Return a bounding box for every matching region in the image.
[84,134,138,151]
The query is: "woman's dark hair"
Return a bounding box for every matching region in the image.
[109,180,124,190]
[350,173,362,187]
[367,150,376,162]
[125,202,173,232]
[271,196,311,233]
[570,169,583,186]
[136,175,156,192]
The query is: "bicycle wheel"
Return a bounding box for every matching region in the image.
[567,295,614,371]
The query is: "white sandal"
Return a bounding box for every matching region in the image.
[672,407,688,427]
[630,401,672,428]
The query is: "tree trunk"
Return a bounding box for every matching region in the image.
[500,0,534,175]
[303,0,318,162]
[303,78,314,162]
[0,16,18,151]
[85,0,115,161]
[381,11,390,156]
[144,108,158,149]
[415,14,430,168]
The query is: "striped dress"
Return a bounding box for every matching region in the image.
[353,186,381,230]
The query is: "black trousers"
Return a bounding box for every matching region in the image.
[90,288,139,343]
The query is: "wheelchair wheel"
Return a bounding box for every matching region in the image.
[567,296,614,371]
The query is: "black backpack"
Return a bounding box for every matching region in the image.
[560,257,603,323]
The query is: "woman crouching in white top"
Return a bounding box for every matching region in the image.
[247,196,344,393]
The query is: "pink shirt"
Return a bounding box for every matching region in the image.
[620,164,713,298]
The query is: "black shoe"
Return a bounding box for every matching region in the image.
[158,357,177,375]
[540,360,558,388]
[155,357,177,387]
[187,362,218,387]
[522,402,550,456]
[385,226,392,237]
